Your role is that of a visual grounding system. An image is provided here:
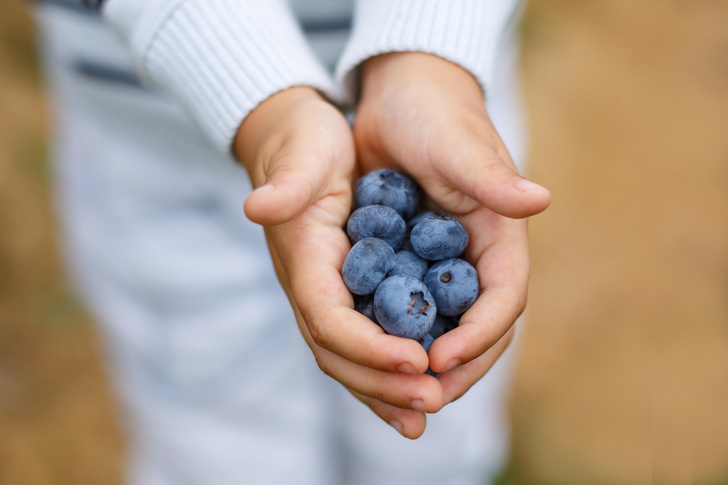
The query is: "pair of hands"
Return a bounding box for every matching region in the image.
[234,53,551,439]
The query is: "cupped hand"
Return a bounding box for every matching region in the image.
[353,53,551,405]
[235,87,442,438]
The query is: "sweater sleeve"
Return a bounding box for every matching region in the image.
[335,0,521,104]
[101,0,342,153]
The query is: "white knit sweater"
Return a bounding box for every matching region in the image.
[102,0,520,153]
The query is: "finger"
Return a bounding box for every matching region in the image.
[279,222,432,375]
[277,242,443,411]
[244,140,349,226]
[433,133,551,219]
[305,305,433,376]
[350,390,428,439]
[427,283,524,373]
[292,295,443,412]
[437,325,515,405]
[427,214,529,372]
[309,342,444,412]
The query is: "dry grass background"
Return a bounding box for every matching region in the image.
[512,2,728,484]
[0,2,123,483]
[0,0,726,484]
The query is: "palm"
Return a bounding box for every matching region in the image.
[242,95,443,439]
[352,82,532,403]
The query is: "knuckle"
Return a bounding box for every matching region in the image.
[472,147,508,175]
[514,292,528,317]
[480,155,506,172]
[501,327,516,349]
[307,319,331,349]
[312,352,334,378]
[371,388,387,403]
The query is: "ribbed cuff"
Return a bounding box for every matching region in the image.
[335,0,520,105]
[103,0,341,153]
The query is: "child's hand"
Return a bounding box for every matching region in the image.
[353,53,552,405]
[235,87,443,439]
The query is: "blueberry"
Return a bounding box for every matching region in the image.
[417,314,458,377]
[429,313,458,340]
[418,333,435,353]
[399,237,414,252]
[406,211,440,230]
[410,215,469,261]
[389,250,429,280]
[423,258,479,316]
[354,294,378,324]
[373,275,437,340]
[347,205,406,250]
[342,238,395,295]
[354,169,420,220]
[420,314,457,378]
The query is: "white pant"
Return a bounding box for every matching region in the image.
[36,4,524,484]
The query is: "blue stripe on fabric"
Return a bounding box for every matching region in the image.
[301,17,352,34]
[80,0,104,9]
[34,0,97,14]
[33,0,352,34]
[72,59,145,89]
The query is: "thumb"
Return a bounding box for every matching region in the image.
[439,146,551,219]
[244,144,326,226]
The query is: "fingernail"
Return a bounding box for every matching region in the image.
[397,363,418,374]
[410,399,426,412]
[253,184,276,193]
[442,359,460,373]
[514,179,543,193]
[389,420,404,435]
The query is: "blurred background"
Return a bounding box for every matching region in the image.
[0,0,726,483]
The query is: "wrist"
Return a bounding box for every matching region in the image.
[234,86,324,171]
[360,52,483,106]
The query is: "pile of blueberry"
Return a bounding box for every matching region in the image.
[342,169,479,359]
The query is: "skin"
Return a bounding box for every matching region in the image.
[234,53,551,440]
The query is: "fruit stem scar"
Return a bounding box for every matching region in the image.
[407,299,417,315]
